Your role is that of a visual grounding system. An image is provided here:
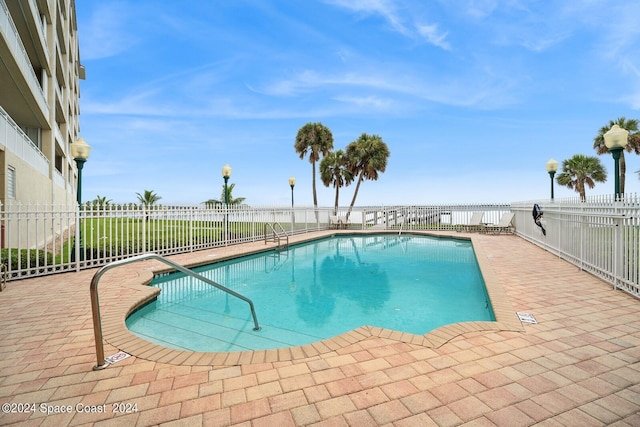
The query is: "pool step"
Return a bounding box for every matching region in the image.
[128,301,322,352]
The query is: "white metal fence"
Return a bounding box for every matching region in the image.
[0,199,638,300]
[512,193,640,299]
[0,203,335,279]
[360,204,511,231]
[0,202,507,280]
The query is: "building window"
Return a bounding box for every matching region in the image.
[55,151,63,174]
[7,166,16,199]
[21,127,42,150]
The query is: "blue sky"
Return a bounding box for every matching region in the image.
[76,0,640,206]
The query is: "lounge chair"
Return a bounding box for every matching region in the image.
[465,212,485,232]
[482,212,515,234]
[329,215,349,228]
[330,216,344,229]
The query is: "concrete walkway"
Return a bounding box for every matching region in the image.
[1,232,639,426]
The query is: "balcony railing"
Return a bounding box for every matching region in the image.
[0,106,49,176]
[0,0,48,114]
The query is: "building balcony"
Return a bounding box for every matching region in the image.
[0,0,49,127]
[0,106,49,177]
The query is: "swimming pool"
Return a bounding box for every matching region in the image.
[126,234,494,352]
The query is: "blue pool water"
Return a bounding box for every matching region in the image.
[126,234,494,352]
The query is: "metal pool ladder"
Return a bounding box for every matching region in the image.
[90,253,261,370]
[264,222,289,249]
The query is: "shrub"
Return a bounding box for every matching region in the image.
[0,249,54,271]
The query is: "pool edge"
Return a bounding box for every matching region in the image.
[101,230,524,367]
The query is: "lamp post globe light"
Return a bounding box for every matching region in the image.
[603,124,629,199]
[289,176,296,207]
[221,164,232,242]
[289,176,296,232]
[222,164,232,206]
[546,158,558,200]
[70,137,91,262]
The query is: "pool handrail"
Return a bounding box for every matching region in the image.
[90,252,261,370]
[263,222,289,248]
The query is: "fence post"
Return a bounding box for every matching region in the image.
[142,207,147,253]
[189,206,194,253]
[612,201,623,291]
[74,203,80,271]
[224,206,229,246]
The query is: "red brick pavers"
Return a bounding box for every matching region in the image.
[1,232,639,426]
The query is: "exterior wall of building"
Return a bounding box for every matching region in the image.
[6,150,53,203]
[0,0,84,247]
[0,0,83,205]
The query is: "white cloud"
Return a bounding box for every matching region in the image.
[332,95,394,110]
[462,0,499,20]
[416,23,451,50]
[257,62,519,110]
[78,2,138,60]
[620,59,640,109]
[326,1,452,50]
[324,0,405,30]
[261,70,405,97]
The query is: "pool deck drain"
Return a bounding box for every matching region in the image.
[1,230,639,426]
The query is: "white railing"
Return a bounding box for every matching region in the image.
[25,0,48,52]
[0,107,49,176]
[512,193,639,298]
[361,204,511,231]
[0,0,48,114]
[0,203,338,280]
[0,198,638,300]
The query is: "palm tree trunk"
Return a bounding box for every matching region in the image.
[349,238,363,265]
[312,162,318,209]
[346,174,364,221]
[312,162,319,222]
[578,181,586,202]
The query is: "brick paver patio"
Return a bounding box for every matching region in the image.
[1,232,639,426]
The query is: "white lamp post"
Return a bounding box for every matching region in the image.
[221,164,232,242]
[289,176,296,207]
[289,176,296,232]
[221,164,232,206]
[546,158,558,200]
[603,125,629,199]
[70,137,91,261]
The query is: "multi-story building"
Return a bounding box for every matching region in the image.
[0,0,84,209]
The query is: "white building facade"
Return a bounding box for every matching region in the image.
[0,0,83,208]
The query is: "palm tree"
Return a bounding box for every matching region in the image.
[204,183,246,207]
[89,195,112,216]
[345,133,390,219]
[136,190,161,208]
[320,149,353,215]
[593,117,640,195]
[556,154,607,201]
[90,195,112,209]
[136,190,161,221]
[294,122,334,210]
